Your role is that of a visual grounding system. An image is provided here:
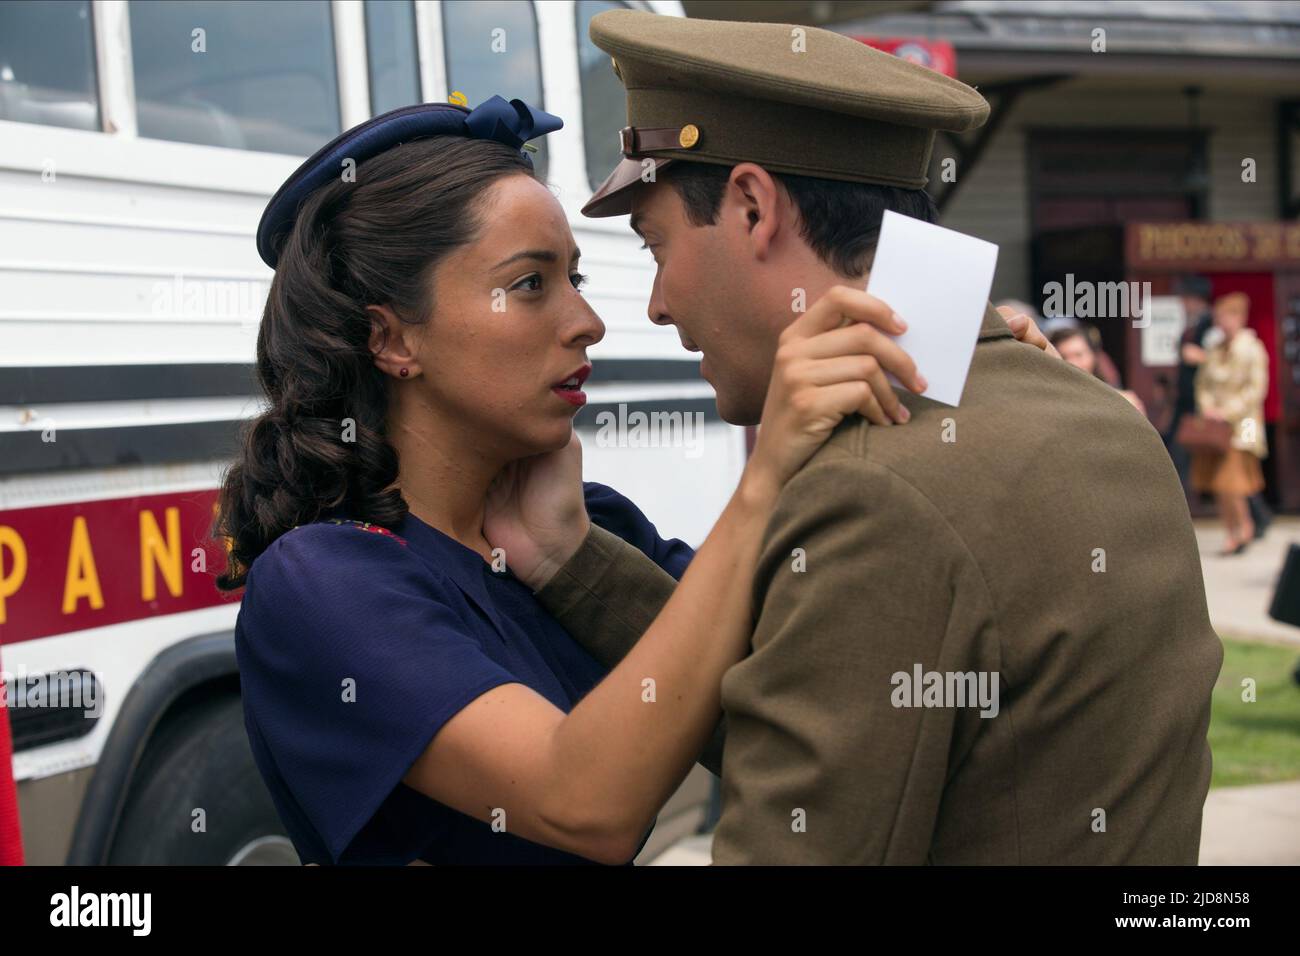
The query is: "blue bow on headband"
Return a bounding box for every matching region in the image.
[465,95,563,151]
[256,96,564,268]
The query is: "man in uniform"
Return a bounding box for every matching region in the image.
[536,10,1223,863]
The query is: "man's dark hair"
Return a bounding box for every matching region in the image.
[661,162,938,277]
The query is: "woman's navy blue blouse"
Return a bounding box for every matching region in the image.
[233,482,693,865]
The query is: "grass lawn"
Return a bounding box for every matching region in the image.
[1209,636,1300,787]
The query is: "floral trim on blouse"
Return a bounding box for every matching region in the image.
[294,517,408,547]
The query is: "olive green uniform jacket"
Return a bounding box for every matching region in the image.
[537,307,1223,864]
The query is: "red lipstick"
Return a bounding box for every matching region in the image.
[551,363,591,407]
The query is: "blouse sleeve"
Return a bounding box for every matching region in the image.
[581,481,695,580]
[235,522,519,864]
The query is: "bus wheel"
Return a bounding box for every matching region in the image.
[108,694,299,865]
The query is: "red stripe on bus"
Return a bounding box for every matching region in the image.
[0,490,239,646]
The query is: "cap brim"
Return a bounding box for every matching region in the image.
[581,156,675,218]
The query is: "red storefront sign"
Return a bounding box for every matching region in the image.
[855,37,957,77]
[0,490,237,647]
[1127,221,1300,272]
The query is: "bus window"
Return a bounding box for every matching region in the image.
[441,0,546,182]
[364,0,420,116]
[129,0,340,155]
[0,0,98,131]
[576,1,628,192]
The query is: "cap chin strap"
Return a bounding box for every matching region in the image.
[619,125,697,155]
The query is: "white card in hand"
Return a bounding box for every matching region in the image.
[865,210,999,407]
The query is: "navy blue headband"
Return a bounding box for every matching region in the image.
[256,95,563,269]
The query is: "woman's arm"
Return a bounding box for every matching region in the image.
[534,522,724,776]
[1194,361,1214,417]
[402,287,921,864]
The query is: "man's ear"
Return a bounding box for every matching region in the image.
[366,304,422,379]
[726,163,784,261]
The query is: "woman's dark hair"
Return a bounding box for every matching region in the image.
[213,135,533,590]
[661,162,938,277]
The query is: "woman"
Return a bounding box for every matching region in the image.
[1191,291,1269,555]
[221,98,1048,865]
[1049,324,1146,415]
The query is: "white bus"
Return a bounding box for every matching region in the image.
[0,0,740,865]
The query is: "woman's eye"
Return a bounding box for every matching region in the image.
[511,274,543,293]
[570,272,589,291]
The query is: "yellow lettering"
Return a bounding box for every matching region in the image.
[0,526,28,625]
[63,516,104,614]
[140,507,183,601]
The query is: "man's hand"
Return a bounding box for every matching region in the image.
[997,305,1059,359]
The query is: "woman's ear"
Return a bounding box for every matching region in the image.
[366,304,422,379]
[726,163,783,261]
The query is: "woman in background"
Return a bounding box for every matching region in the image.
[1192,291,1269,555]
[1049,324,1146,416]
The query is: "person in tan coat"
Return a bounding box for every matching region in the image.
[521,11,1223,864]
[1192,291,1270,554]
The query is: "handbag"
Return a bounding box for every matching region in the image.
[1268,543,1300,629]
[1175,415,1233,455]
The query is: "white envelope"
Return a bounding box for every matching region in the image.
[865,210,999,407]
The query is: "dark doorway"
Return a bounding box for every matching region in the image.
[1028,130,1207,382]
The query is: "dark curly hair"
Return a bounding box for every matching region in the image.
[213,135,533,590]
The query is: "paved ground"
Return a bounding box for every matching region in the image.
[648,833,712,866]
[650,516,1300,865]
[1199,780,1300,865]
[1194,515,1300,647]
